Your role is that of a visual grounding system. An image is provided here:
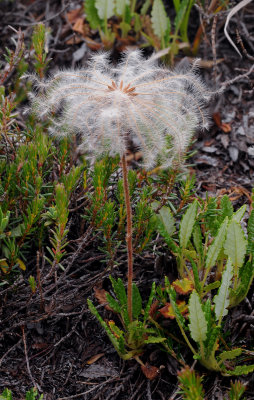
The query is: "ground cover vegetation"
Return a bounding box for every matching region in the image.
[0,0,254,398]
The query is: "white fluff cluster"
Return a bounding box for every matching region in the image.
[30,50,210,169]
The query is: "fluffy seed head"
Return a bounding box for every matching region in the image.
[30,50,210,169]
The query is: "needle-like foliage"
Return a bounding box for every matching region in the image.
[29,50,210,169]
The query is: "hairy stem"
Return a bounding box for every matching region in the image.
[121,153,133,322]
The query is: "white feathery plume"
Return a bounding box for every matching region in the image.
[29,50,210,169]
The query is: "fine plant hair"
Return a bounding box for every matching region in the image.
[28,50,210,170]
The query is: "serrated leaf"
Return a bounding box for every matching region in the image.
[106,293,121,313]
[153,214,179,254]
[95,0,115,20]
[205,217,228,270]
[203,281,220,295]
[157,205,175,236]
[219,195,233,221]
[87,299,124,356]
[180,200,198,249]
[214,258,233,322]
[115,0,130,16]
[229,259,254,307]
[84,0,103,29]
[247,210,254,254]
[173,278,194,295]
[109,276,127,306]
[224,220,247,269]
[204,326,220,357]
[151,0,171,40]
[159,300,188,319]
[132,283,142,319]
[188,291,207,343]
[189,257,202,293]
[144,336,166,344]
[219,348,242,362]
[224,364,254,376]
[232,204,247,223]
[192,223,203,258]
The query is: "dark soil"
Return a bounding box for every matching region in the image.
[0,1,254,399]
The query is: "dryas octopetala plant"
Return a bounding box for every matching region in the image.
[29,50,210,325]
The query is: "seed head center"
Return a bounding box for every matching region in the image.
[107,80,137,96]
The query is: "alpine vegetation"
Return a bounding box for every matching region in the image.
[28,50,210,324]
[29,50,210,169]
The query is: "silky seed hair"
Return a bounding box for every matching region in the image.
[29,50,210,169]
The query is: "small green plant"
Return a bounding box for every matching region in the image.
[85,0,136,48]
[84,0,196,61]
[177,367,205,400]
[176,369,246,400]
[154,194,254,374]
[31,23,50,78]
[150,0,195,62]
[0,387,43,400]
[228,380,246,400]
[88,279,166,362]
[154,194,254,307]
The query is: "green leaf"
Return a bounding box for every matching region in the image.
[189,257,201,293]
[141,0,151,15]
[143,282,156,324]
[153,214,179,254]
[182,248,197,260]
[115,0,130,16]
[224,220,247,269]
[144,336,166,344]
[0,388,12,400]
[247,210,254,254]
[166,283,186,329]
[188,291,207,343]
[109,276,127,306]
[132,283,142,319]
[205,326,220,358]
[192,224,203,259]
[203,281,221,295]
[109,276,129,326]
[151,0,171,40]
[232,204,247,223]
[95,0,115,20]
[106,293,121,313]
[219,195,233,221]
[214,258,233,322]
[180,200,198,249]
[157,205,175,236]
[205,217,228,270]
[224,364,254,376]
[229,259,254,307]
[87,299,124,356]
[219,348,242,362]
[174,0,189,33]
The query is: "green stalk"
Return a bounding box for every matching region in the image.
[131,0,137,13]
[121,153,133,322]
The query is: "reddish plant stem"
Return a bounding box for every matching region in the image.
[121,153,133,322]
